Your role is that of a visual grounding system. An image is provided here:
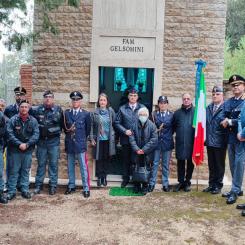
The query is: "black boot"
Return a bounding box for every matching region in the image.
[101,177,107,187]
[0,191,8,204]
[33,185,42,195]
[97,178,102,187]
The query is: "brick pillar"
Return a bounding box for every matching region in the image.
[20,64,32,103]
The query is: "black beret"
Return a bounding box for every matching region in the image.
[228,74,245,85]
[212,86,223,93]
[70,91,83,100]
[158,95,168,103]
[14,87,26,95]
[128,87,138,94]
[19,99,29,106]
[43,90,54,97]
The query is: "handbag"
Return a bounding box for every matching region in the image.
[132,155,150,183]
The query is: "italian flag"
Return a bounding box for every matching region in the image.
[192,66,206,166]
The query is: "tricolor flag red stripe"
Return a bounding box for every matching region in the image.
[192,67,206,166]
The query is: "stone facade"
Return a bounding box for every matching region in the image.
[32,0,227,184]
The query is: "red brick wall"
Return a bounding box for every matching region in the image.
[20,64,32,103]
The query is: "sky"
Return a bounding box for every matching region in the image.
[0,0,34,62]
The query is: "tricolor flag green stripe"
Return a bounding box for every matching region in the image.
[192,68,206,166]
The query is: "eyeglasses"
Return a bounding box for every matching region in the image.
[212,93,222,96]
[72,98,81,101]
[44,95,54,98]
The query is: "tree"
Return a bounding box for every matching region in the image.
[226,0,245,51]
[0,0,80,51]
[224,37,245,79]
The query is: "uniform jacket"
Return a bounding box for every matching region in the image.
[114,103,145,145]
[31,104,63,146]
[152,110,174,151]
[238,103,245,139]
[173,105,195,160]
[90,107,116,160]
[4,104,18,119]
[0,112,6,150]
[206,103,228,148]
[221,97,244,144]
[64,108,91,154]
[129,119,158,163]
[7,114,39,153]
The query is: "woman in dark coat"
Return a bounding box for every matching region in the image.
[90,93,116,187]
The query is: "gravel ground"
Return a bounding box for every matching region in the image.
[0,185,245,245]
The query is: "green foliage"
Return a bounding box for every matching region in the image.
[0,0,80,51]
[226,0,245,51]
[224,36,245,79]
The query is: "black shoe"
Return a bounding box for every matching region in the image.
[222,190,243,198]
[97,178,102,187]
[242,210,245,217]
[121,180,129,188]
[148,185,155,192]
[142,186,148,195]
[83,191,90,198]
[0,192,8,204]
[49,187,56,195]
[226,192,237,204]
[162,186,170,192]
[33,186,42,195]
[21,192,32,199]
[202,186,214,193]
[7,193,16,201]
[236,203,245,210]
[173,183,184,192]
[64,187,76,195]
[101,177,107,187]
[17,186,22,192]
[184,184,191,192]
[211,187,221,195]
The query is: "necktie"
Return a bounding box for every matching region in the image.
[213,105,218,114]
[131,105,135,111]
[74,110,77,116]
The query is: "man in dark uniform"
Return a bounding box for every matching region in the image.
[6,100,39,201]
[32,90,63,195]
[63,91,91,198]
[4,86,27,119]
[236,100,245,216]
[114,87,145,188]
[0,110,8,204]
[221,74,245,204]
[173,93,195,192]
[203,86,228,194]
[4,86,27,191]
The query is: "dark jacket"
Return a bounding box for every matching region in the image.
[31,104,63,146]
[4,103,19,119]
[206,103,228,148]
[238,103,245,139]
[90,107,116,160]
[7,114,39,153]
[64,108,91,154]
[129,119,158,163]
[0,112,6,150]
[173,105,195,160]
[152,110,174,151]
[220,97,244,144]
[114,103,145,145]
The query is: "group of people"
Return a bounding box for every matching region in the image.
[0,74,245,217]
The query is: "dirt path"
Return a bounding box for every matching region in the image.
[1,186,245,245]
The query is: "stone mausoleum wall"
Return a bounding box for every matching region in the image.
[32,0,227,184]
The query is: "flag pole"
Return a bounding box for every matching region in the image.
[196,166,199,191]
